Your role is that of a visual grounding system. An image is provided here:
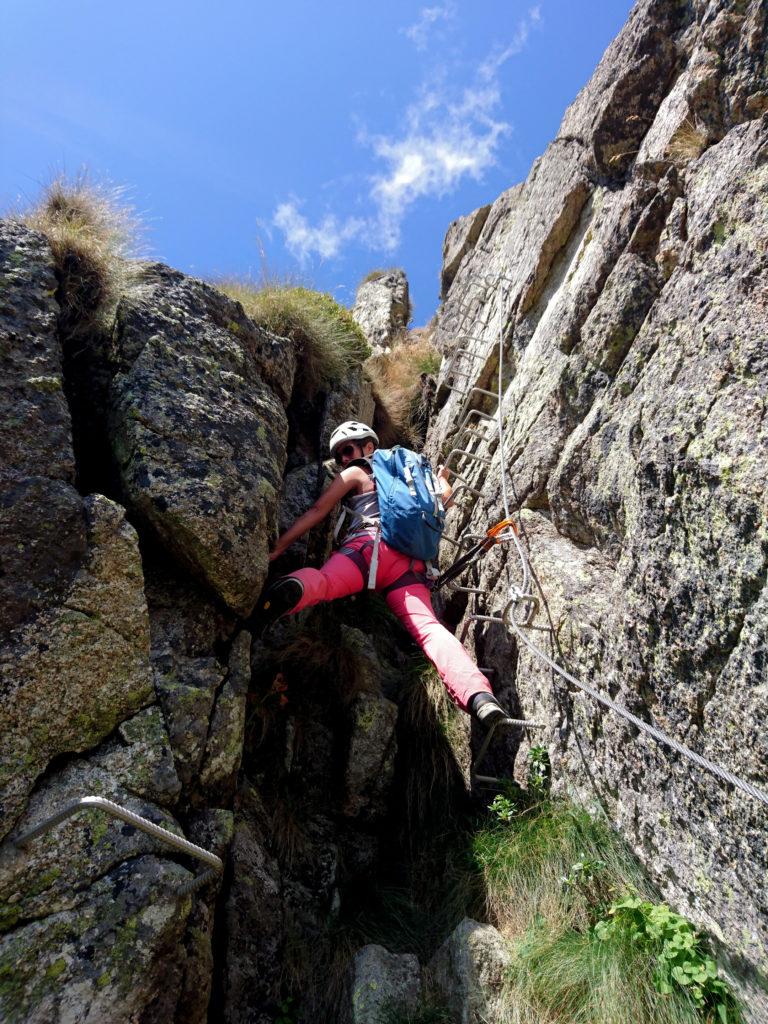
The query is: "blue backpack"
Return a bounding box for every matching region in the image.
[371,446,446,563]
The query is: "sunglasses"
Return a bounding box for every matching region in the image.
[335,442,359,465]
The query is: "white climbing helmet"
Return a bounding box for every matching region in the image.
[329,421,379,460]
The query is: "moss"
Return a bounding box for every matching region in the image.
[712,220,727,245]
[0,905,21,932]
[356,704,378,733]
[27,867,62,897]
[45,959,67,981]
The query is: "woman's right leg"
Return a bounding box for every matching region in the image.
[288,549,366,612]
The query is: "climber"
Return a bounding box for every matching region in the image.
[259,421,510,728]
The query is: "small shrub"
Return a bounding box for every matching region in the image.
[595,897,741,1022]
[17,173,140,335]
[527,744,551,797]
[220,280,370,398]
[489,794,518,823]
[361,267,393,285]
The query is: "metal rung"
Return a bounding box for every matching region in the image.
[456,587,487,594]
[12,796,224,872]
[477,667,496,675]
[445,448,492,470]
[472,716,546,783]
[446,368,472,379]
[443,470,482,497]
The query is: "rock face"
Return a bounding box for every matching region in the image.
[353,269,411,354]
[430,0,768,1002]
[0,220,375,1023]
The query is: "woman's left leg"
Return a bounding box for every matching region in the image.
[385,582,494,712]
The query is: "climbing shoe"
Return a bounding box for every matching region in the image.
[469,692,509,728]
[259,576,304,631]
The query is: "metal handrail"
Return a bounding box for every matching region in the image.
[12,796,224,872]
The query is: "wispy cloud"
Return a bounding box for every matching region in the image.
[274,7,542,262]
[273,201,364,262]
[401,2,457,52]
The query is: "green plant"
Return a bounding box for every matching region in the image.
[489,794,518,823]
[219,280,370,397]
[527,745,550,797]
[595,897,740,1022]
[561,855,607,893]
[275,995,297,1024]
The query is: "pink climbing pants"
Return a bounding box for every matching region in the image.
[287,530,493,712]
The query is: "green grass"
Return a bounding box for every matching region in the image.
[471,799,742,1024]
[472,800,649,937]
[506,922,704,1024]
[220,279,370,397]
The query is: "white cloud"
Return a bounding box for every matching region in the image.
[273,202,364,262]
[273,7,542,262]
[402,3,457,51]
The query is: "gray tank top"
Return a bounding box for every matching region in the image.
[344,489,380,537]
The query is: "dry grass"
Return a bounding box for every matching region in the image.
[365,333,441,446]
[220,279,370,398]
[17,173,140,334]
[666,118,708,164]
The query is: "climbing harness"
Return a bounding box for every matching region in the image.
[11,796,224,896]
[439,272,768,809]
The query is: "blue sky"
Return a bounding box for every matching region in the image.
[1,0,634,324]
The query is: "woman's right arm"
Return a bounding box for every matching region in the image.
[269,467,362,561]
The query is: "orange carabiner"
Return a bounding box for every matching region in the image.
[487,517,518,541]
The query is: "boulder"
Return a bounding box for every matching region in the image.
[0,706,181,932]
[348,944,421,1024]
[0,855,193,1024]
[353,269,410,354]
[427,918,511,1024]
[110,263,290,615]
[0,221,86,641]
[198,630,252,804]
[343,691,399,820]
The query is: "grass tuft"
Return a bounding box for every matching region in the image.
[505,922,703,1024]
[17,173,140,335]
[220,280,370,398]
[365,332,441,446]
[666,118,708,164]
[472,800,649,938]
